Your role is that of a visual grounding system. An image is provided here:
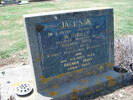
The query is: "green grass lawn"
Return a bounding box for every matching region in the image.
[0,0,133,59]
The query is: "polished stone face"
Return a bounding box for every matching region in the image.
[24,8,117,99]
[35,15,110,78]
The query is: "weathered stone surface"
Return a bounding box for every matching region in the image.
[24,8,132,100]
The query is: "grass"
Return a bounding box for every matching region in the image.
[0,0,133,59]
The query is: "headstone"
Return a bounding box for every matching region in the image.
[2,0,17,5]
[24,8,131,100]
[28,0,49,2]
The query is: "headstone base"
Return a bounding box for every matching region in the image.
[36,69,132,100]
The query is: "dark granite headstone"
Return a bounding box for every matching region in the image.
[24,8,131,100]
[2,0,17,4]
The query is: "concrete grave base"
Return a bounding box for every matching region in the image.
[0,65,35,100]
[36,69,132,100]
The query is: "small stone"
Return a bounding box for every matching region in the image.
[7,81,11,84]
[119,93,123,98]
[21,62,27,65]
[112,97,117,100]
[1,71,5,76]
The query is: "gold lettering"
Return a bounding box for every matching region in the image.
[79,20,83,25]
[87,53,95,57]
[86,18,91,25]
[75,52,82,56]
[68,66,78,71]
[60,60,67,63]
[83,58,92,62]
[81,63,90,67]
[64,61,79,67]
[76,55,85,60]
[64,35,69,40]
[73,21,76,27]
[48,32,53,37]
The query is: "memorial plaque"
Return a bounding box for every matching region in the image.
[25,8,114,77]
[24,8,131,100]
[35,15,110,78]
